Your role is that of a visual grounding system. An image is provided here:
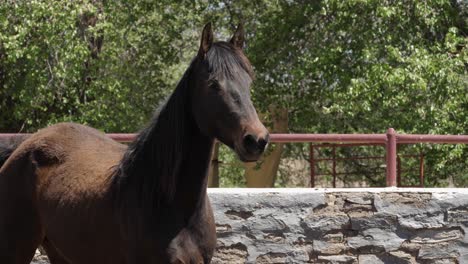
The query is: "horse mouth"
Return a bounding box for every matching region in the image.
[239,155,258,163]
[234,145,262,163]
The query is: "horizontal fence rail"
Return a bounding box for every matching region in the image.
[2,128,468,187]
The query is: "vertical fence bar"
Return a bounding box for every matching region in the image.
[310,144,315,188]
[419,153,425,187]
[397,156,402,187]
[386,128,397,187]
[332,146,337,188]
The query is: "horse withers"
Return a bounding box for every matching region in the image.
[0,23,269,264]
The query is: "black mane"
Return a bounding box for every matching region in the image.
[112,65,191,208]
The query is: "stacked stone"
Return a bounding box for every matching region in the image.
[210,189,468,264]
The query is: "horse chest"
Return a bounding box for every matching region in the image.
[165,212,216,263]
[167,228,205,264]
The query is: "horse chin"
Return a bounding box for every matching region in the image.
[222,140,261,162]
[234,146,261,163]
[239,156,259,163]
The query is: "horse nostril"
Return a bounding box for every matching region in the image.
[243,134,269,154]
[258,137,268,151]
[243,134,258,152]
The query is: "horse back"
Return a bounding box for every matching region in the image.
[4,122,125,190]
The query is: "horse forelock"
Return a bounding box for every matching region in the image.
[206,42,254,81]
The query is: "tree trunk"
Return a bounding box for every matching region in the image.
[244,106,288,187]
[207,141,220,187]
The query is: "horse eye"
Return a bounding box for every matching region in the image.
[209,81,221,91]
[231,92,241,104]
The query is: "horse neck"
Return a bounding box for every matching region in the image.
[157,80,214,214]
[174,127,214,216]
[172,78,214,216]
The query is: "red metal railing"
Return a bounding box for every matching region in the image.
[2,128,468,187]
[309,144,424,188]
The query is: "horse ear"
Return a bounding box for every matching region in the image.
[199,22,214,58]
[229,23,244,49]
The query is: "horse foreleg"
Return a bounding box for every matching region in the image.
[41,239,71,264]
[0,193,43,264]
[0,155,44,264]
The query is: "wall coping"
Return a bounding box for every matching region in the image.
[207,187,468,194]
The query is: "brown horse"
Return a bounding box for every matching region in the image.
[0,23,269,264]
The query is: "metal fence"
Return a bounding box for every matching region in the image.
[2,128,468,187]
[308,143,424,188]
[271,129,468,187]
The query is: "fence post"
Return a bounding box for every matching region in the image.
[386,128,397,187]
[310,144,315,188]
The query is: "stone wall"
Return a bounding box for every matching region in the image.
[33,188,468,264]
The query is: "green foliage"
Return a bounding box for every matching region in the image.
[0,0,202,132]
[246,0,466,134]
[218,144,246,187]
